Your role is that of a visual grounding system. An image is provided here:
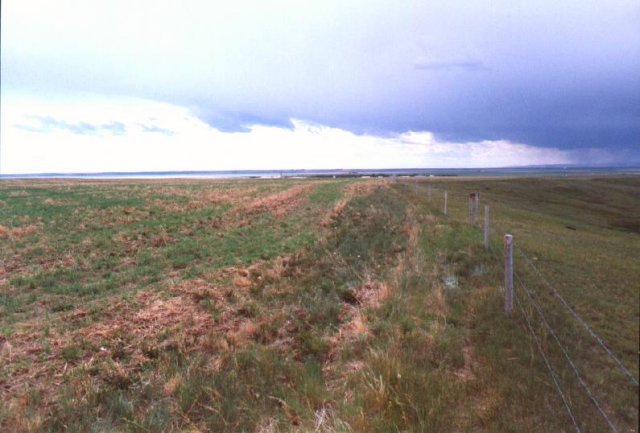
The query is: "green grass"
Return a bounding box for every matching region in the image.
[1,176,638,432]
[398,176,639,432]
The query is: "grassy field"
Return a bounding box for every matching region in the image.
[0,176,638,432]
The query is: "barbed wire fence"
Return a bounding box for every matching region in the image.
[400,178,638,432]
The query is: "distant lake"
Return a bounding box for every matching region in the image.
[1,166,638,180]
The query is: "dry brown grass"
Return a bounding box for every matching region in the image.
[1,286,220,405]
[450,284,506,430]
[321,181,381,227]
[42,198,68,206]
[244,183,315,217]
[0,224,41,240]
[0,179,374,430]
[323,277,393,385]
[151,186,258,213]
[1,176,636,432]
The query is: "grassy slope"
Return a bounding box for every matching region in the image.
[0,176,637,432]
[406,176,639,432]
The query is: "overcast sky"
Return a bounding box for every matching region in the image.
[2,0,639,173]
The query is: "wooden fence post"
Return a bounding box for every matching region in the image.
[484,206,490,250]
[444,192,448,216]
[474,193,480,224]
[504,234,513,314]
[428,184,432,202]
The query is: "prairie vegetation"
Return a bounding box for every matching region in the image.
[0,176,638,432]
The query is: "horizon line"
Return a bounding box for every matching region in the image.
[1,165,639,179]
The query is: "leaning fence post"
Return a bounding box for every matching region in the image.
[484,206,490,250]
[504,234,513,314]
[444,192,448,215]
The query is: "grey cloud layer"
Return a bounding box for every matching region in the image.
[14,115,175,137]
[15,116,126,136]
[2,0,639,159]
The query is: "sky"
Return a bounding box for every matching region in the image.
[1,0,639,173]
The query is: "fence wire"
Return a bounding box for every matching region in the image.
[514,291,583,433]
[514,272,620,433]
[517,248,639,387]
[482,241,587,431]
[406,182,632,432]
[469,194,639,388]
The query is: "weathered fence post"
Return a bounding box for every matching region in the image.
[428,184,432,202]
[474,193,480,224]
[484,206,490,250]
[444,192,448,216]
[504,234,513,314]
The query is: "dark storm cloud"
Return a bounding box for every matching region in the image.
[2,0,639,162]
